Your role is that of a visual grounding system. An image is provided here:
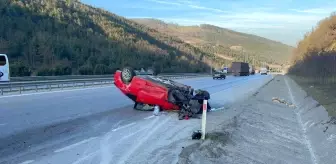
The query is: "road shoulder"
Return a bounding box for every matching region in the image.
[178,75,336,164]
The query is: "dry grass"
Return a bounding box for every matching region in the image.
[290,75,336,117]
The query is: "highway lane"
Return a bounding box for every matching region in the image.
[0,75,264,138]
[0,74,273,164]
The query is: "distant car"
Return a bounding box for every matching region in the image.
[212,71,226,79]
[260,68,268,75]
[114,67,211,115]
[223,67,228,74]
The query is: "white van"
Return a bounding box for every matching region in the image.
[0,54,10,82]
[260,67,268,75]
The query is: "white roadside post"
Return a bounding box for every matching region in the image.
[201,99,207,140]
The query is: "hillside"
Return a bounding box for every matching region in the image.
[288,13,336,117]
[289,13,336,78]
[132,18,294,66]
[0,0,224,76]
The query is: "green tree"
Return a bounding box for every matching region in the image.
[94,64,108,75]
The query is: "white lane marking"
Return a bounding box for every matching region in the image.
[285,77,318,164]
[112,122,136,132]
[210,107,225,112]
[54,137,98,153]
[144,115,155,120]
[18,160,35,164]
[0,86,114,98]
[121,127,148,139]
[0,123,6,126]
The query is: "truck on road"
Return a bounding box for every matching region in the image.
[231,62,250,76]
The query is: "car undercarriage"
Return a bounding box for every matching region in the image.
[114,67,211,119]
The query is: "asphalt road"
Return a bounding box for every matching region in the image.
[0,74,273,164]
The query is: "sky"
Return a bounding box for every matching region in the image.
[82,0,336,46]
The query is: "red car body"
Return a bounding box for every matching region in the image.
[114,70,180,110]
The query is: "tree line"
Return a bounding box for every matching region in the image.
[288,13,336,84]
[0,0,218,77]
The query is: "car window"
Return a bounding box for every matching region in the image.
[0,56,6,66]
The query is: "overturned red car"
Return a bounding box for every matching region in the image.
[114,67,211,115]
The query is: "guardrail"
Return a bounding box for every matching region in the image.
[0,74,210,95]
[9,73,210,82]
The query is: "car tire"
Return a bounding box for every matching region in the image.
[121,67,136,84]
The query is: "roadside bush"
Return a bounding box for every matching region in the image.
[54,65,72,76]
[94,64,108,75]
[10,62,31,77]
[78,65,93,75]
[36,67,53,76]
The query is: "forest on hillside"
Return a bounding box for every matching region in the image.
[0,0,219,77]
[288,13,336,83]
[132,18,294,66]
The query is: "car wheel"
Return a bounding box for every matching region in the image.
[121,67,136,84]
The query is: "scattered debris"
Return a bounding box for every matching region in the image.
[322,117,336,125]
[192,130,202,140]
[153,105,160,116]
[272,97,296,108]
[323,126,329,133]
[310,85,314,88]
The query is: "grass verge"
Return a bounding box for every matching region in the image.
[289,75,336,117]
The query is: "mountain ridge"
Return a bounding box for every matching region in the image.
[132,18,294,65]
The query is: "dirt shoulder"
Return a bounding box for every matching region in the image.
[289,75,336,117]
[178,75,335,164]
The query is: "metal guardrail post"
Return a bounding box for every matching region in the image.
[1,88,3,95]
[36,85,38,92]
[19,86,22,94]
